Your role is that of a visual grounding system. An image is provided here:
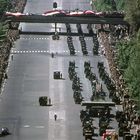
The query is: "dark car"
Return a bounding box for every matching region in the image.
[1,127,10,136]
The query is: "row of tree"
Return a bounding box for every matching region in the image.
[0,0,13,15]
[116,0,140,104]
[0,0,16,41]
[93,0,117,11]
[93,0,140,31]
[116,31,140,98]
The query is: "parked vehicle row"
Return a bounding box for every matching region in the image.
[80,103,117,139]
[68,61,83,104]
[79,35,88,55]
[79,60,119,139]
[84,61,106,101]
[65,24,75,55]
[97,62,120,104]
[67,36,75,55]
[86,24,100,55]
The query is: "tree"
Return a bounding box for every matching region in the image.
[93,0,116,11]
[125,0,140,31]
[0,0,12,15]
[115,0,125,11]
[117,30,140,98]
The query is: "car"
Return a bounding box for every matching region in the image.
[42,10,66,16]
[52,31,60,40]
[66,11,84,16]
[0,127,10,136]
[5,12,25,17]
[95,11,105,17]
[83,10,97,16]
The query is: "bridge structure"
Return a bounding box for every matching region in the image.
[4,14,129,36]
[6,15,129,24]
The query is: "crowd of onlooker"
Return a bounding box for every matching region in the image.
[0,0,26,90]
[97,24,140,139]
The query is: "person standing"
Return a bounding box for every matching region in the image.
[4,73,8,79]
[54,114,57,121]
[51,52,54,58]
[48,98,51,105]
[11,55,13,61]
[60,73,62,79]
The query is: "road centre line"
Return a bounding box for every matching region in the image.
[35,125,45,129]
[11,50,70,54]
[23,125,45,129]
[11,50,93,54]
[19,37,92,41]
[23,125,30,128]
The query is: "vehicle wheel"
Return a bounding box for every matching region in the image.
[56,36,60,40]
[1,127,9,135]
[83,132,85,136]
[52,35,56,40]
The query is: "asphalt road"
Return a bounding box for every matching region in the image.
[0,0,121,140]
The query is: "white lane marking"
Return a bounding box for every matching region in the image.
[23,125,30,128]
[23,125,45,129]
[20,37,93,41]
[11,50,72,54]
[20,37,50,40]
[35,126,45,129]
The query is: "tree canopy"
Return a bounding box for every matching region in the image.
[93,0,140,31]
[116,31,140,98]
[93,0,117,11]
[124,0,140,31]
[0,0,12,15]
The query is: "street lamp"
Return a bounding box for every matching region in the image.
[90,0,96,10]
